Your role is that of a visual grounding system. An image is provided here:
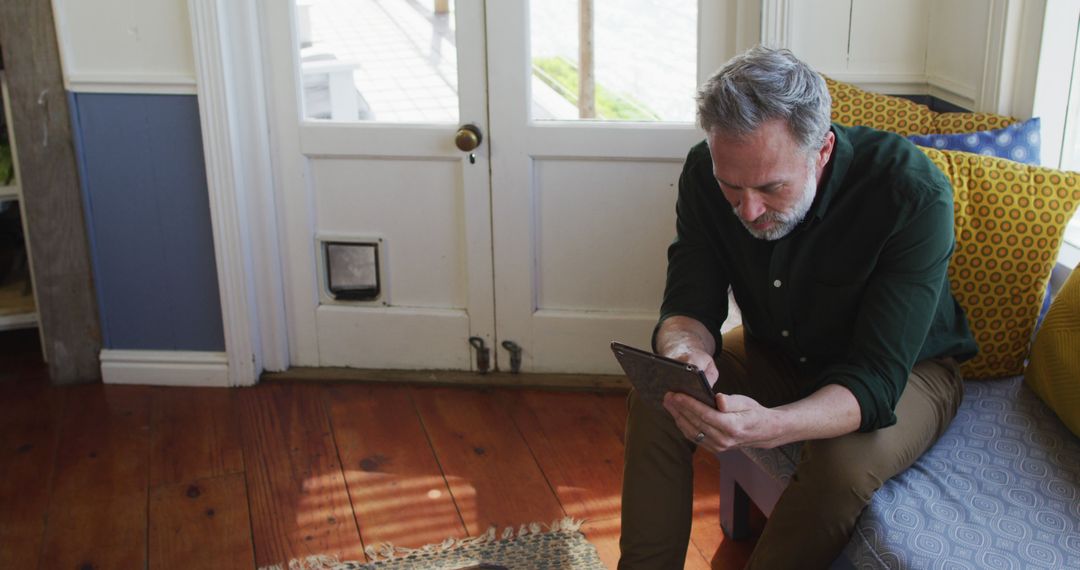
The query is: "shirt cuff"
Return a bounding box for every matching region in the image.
[818,372,898,432]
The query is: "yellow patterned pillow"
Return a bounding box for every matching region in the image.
[1025,264,1080,437]
[929,112,1019,134]
[825,76,1019,136]
[825,77,933,136]
[918,147,1080,378]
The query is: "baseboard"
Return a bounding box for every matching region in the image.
[263,367,631,391]
[100,349,230,387]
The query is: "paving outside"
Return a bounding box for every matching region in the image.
[299,0,697,123]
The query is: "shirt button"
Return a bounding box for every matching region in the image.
[781,330,790,337]
[799,356,807,363]
[773,279,782,288]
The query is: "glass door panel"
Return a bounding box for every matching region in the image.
[297,0,460,123]
[529,0,697,122]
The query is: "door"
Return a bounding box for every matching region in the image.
[264,0,731,373]
[264,0,495,369]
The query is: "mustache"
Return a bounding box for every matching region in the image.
[738,209,793,225]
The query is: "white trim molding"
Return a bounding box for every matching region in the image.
[1007,0,1047,120]
[927,74,978,110]
[979,0,1014,114]
[978,0,1048,117]
[66,73,198,95]
[188,0,290,386]
[761,0,793,49]
[697,0,762,84]
[101,350,229,387]
[734,0,762,54]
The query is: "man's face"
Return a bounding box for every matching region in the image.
[707,119,834,240]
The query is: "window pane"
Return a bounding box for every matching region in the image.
[530,0,697,122]
[297,0,459,123]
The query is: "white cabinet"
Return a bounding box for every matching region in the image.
[0,69,39,331]
[778,0,1027,112]
[786,0,931,90]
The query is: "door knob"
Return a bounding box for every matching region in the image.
[455,124,482,152]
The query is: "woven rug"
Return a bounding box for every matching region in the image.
[263,518,606,570]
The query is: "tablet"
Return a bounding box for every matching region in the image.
[610,341,717,414]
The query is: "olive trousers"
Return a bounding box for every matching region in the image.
[618,327,964,569]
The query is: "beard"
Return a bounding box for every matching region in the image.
[735,160,817,241]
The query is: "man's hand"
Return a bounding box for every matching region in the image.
[664,384,863,452]
[663,391,782,453]
[666,345,720,386]
[655,316,720,386]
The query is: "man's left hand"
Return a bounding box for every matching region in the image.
[663,391,783,453]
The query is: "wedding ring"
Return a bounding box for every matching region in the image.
[694,431,706,443]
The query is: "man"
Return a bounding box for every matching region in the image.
[619,46,977,569]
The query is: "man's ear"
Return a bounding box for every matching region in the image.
[812,130,838,174]
[817,131,836,171]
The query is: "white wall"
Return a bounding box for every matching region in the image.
[787,0,931,93]
[1031,0,1078,168]
[781,0,1043,114]
[926,0,990,108]
[51,0,196,94]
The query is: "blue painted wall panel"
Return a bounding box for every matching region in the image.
[73,93,225,351]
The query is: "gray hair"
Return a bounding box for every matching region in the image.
[696,45,832,151]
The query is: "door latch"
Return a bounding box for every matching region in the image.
[501,340,522,374]
[468,336,490,374]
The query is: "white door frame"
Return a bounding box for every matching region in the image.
[188,0,290,385]
[184,0,762,383]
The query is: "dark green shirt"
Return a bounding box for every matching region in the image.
[658,124,977,432]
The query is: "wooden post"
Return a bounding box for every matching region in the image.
[578,0,595,119]
[0,0,103,383]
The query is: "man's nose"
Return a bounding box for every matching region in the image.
[737,192,766,222]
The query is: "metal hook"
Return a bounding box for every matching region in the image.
[468,336,490,374]
[501,340,522,374]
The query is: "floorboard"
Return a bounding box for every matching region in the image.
[150,386,244,488]
[0,327,754,569]
[597,391,630,443]
[580,517,621,569]
[238,382,363,568]
[38,384,152,570]
[501,390,625,523]
[690,450,728,567]
[0,372,63,568]
[149,472,255,570]
[411,386,566,534]
[325,383,467,552]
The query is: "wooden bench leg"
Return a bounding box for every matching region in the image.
[720,467,752,540]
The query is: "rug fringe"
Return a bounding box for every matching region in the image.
[257,553,342,570]
[364,516,587,561]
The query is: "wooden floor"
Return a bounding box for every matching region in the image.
[0,329,758,569]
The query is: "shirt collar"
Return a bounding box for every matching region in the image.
[808,124,852,221]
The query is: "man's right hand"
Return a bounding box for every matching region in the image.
[654,316,720,387]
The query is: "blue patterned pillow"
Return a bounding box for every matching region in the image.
[907,117,1041,165]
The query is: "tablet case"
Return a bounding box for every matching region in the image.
[610,341,716,414]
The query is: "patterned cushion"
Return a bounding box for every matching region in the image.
[741,442,799,485]
[908,118,1042,165]
[930,112,1022,135]
[825,77,933,136]
[918,147,1080,378]
[844,377,1080,569]
[824,76,1019,136]
[739,378,1080,569]
[1025,264,1080,437]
